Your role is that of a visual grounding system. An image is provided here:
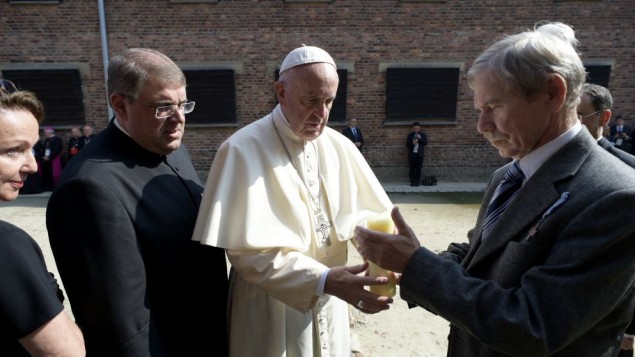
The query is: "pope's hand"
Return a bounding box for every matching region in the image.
[324,263,393,314]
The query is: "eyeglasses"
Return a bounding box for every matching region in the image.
[577,109,604,120]
[0,79,18,95]
[122,94,195,119]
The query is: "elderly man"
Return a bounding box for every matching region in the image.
[193,45,394,357]
[355,22,635,356]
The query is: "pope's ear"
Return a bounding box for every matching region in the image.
[274,81,286,104]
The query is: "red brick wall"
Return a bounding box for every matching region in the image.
[2,0,633,182]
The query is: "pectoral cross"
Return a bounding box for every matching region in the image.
[315,210,332,246]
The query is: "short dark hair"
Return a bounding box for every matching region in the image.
[582,83,612,111]
[412,122,420,126]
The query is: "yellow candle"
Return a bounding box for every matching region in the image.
[366,213,397,297]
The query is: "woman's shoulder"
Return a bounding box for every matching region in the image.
[0,220,42,262]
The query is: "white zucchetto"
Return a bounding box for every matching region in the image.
[279,45,337,74]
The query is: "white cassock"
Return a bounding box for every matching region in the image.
[192,104,393,357]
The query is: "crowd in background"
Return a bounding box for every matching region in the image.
[21,125,97,194]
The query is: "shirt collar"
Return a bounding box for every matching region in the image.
[519,121,581,181]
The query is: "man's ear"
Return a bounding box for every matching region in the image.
[599,109,612,127]
[274,81,286,105]
[545,74,567,113]
[110,93,128,118]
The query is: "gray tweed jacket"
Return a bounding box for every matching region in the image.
[401,127,635,356]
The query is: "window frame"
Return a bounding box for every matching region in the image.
[382,63,463,125]
[1,67,86,127]
[181,66,239,126]
[583,62,613,88]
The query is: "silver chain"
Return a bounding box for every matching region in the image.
[272,117,332,246]
[272,117,322,211]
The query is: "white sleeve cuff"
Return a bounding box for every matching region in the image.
[316,268,330,295]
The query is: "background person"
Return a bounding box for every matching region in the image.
[406,122,427,186]
[342,117,364,152]
[0,80,85,356]
[46,48,229,356]
[578,84,635,166]
[355,22,635,356]
[192,45,394,357]
[78,124,95,150]
[40,126,63,191]
[65,127,81,165]
[609,115,632,152]
[579,83,635,357]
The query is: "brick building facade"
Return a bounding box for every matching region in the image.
[1,0,634,182]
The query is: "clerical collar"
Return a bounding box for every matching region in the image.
[273,104,304,144]
[113,117,132,138]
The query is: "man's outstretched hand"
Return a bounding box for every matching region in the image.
[354,206,421,274]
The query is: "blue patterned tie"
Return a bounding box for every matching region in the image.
[481,161,525,241]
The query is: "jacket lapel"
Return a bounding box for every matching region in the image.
[465,130,594,269]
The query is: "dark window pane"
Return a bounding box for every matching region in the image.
[585,65,611,88]
[2,69,85,126]
[183,69,236,124]
[386,67,459,122]
[331,69,347,123]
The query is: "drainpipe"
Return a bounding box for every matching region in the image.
[97,0,113,119]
